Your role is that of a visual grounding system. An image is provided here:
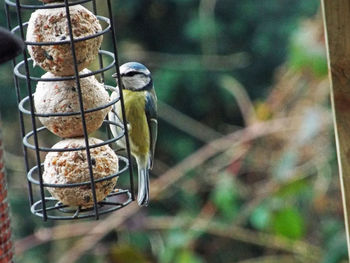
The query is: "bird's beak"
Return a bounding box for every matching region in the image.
[112,73,118,78]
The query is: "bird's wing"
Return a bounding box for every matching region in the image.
[145,89,158,169]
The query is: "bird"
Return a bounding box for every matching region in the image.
[109,62,157,206]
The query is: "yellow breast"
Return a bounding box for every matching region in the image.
[122,90,150,157]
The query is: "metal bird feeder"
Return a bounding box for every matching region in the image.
[4,0,135,220]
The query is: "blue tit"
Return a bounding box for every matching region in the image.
[109,62,157,206]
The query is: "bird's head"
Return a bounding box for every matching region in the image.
[112,62,152,91]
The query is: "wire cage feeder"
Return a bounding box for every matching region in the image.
[4,0,136,220]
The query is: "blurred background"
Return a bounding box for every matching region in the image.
[0,0,348,262]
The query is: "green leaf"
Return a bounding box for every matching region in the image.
[175,249,204,263]
[171,136,197,161]
[250,204,271,230]
[288,29,328,77]
[168,229,191,248]
[321,232,348,263]
[211,173,239,220]
[184,17,218,40]
[109,245,148,263]
[321,218,344,244]
[275,178,308,198]
[271,207,305,240]
[178,188,201,212]
[153,70,179,101]
[159,229,192,263]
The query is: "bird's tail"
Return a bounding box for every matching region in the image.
[136,157,150,206]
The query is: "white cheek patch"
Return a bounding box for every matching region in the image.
[123,75,149,90]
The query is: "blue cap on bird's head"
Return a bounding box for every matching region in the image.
[112,62,151,79]
[122,62,148,72]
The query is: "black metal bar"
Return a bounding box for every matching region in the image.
[63,0,100,220]
[5,0,91,10]
[13,50,114,82]
[23,120,124,152]
[99,201,123,206]
[91,0,105,82]
[4,1,34,206]
[107,0,135,201]
[19,87,119,117]
[30,190,133,220]
[105,113,114,143]
[27,156,129,187]
[12,16,111,46]
[35,203,69,213]
[108,189,129,195]
[14,0,47,221]
[73,207,80,218]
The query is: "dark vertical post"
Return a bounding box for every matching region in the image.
[0,126,13,263]
[91,0,105,83]
[322,0,350,259]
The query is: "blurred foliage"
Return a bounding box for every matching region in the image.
[0,0,348,263]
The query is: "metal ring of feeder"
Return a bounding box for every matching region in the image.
[30,190,132,220]
[10,15,110,46]
[5,0,91,10]
[13,50,115,82]
[18,85,119,117]
[23,120,125,152]
[27,155,129,187]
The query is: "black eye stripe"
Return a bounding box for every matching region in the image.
[122,71,139,77]
[121,71,150,78]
